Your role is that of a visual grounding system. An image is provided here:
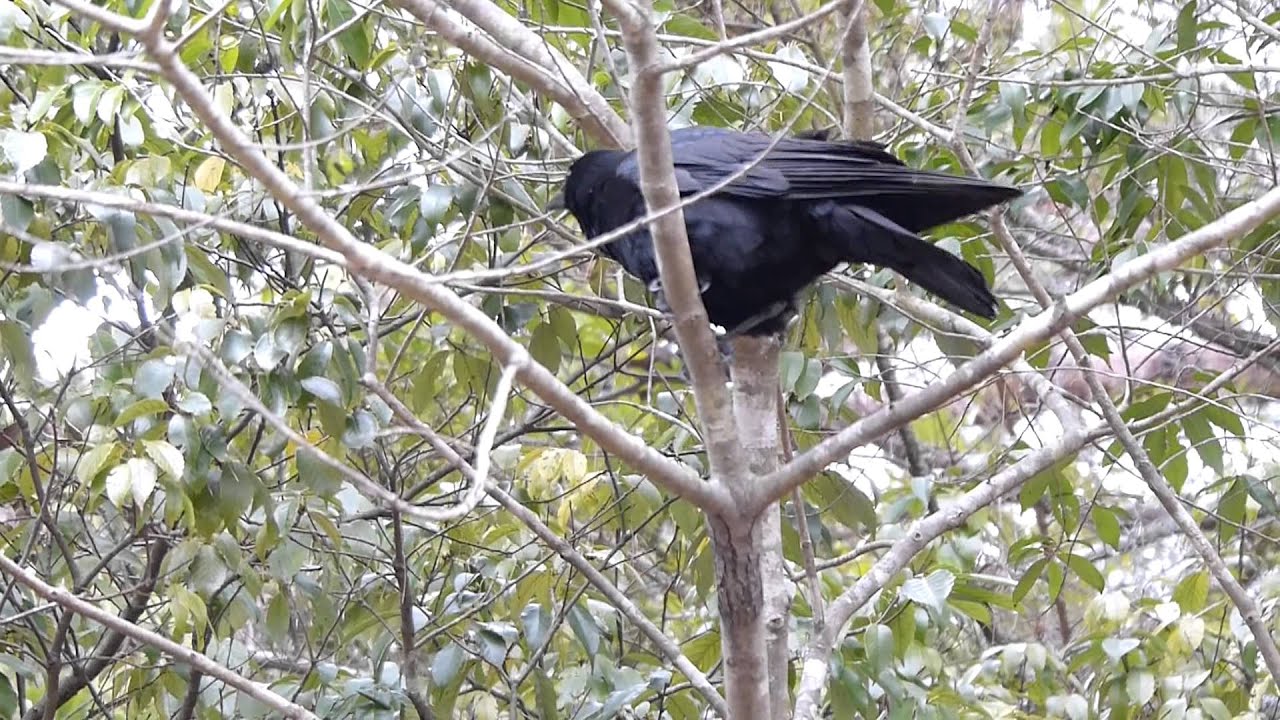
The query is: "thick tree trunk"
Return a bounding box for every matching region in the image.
[727,335,793,718]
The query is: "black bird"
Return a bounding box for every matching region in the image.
[548,127,1022,337]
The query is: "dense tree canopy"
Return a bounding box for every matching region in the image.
[0,0,1279,717]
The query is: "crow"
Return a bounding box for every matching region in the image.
[548,127,1022,337]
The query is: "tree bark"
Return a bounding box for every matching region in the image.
[731,335,792,719]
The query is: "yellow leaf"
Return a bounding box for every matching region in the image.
[193,156,225,192]
[560,449,589,484]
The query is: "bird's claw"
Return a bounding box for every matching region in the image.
[646,277,711,315]
[722,300,794,338]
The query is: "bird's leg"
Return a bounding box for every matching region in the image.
[721,299,794,339]
[646,276,711,315]
[646,278,668,313]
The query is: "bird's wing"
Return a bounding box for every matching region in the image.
[763,144,1016,202]
[614,128,792,198]
[613,128,1020,222]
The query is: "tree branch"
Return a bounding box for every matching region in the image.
[792,425,1087,719]
[754,183,1280,514]
[728,336,790,718]
[604,0,746,494]
[367,382,729,715]
[49,0,722,512]
[792,328,1280,715]
[656,1,846,73]
[0,545,318,720]
[840,0,872,140]
[392,0,631,147]
[953,1,1280,679]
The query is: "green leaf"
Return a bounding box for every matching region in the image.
[1216,477,1247,543]
[1064,553,1105,593]
[999,83,1027,114]
[682,632,721,672]
[567,603,601,656]
[534,667,558,720]
[1175,1,1197,54]
[1173,570,1210,612]
[899,570,955,612]
[1182,409,1221,473]
[142,439,186,480]
[1040,114,1063,157]
[266,591,290,642]
[794,358,823,400]
[1199,697,1231,720]
[1093,505,1122,549]
[297,443,342,497]
[411,353,448,413]
[1244,475,1279,516]
[106,457,158,507]
[0,674,16,718]
[521,604,550,648]
[0,321,35,390]
[431,643,466,687]
[529,323,561,374]
[301,376,344,406]
[1122,391,1171,421]
[864,623,894,674]
[297,341,333,378]
[921,12,948,40]
[1013,558,1046,604]
[1229,118,1257,160]
[1127,670,1156,705]
[76,442,121,485]
[1046,559,1065,602]
[780,351,804,393]
[1101,637,1139,662]
[1075,321,1110,361]
[0,193,34,234]
[1162,429,1188,491]
[114,398,170,427]
[1204,404,1244,437]
[805,472,876,533]
[0,130,48,174]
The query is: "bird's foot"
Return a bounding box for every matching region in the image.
[721,300,794,339]
[647,277,711,315]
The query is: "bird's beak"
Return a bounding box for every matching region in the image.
[545,191,565,212]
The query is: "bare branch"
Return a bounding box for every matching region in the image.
[0,182,348,268]
[792,331,1280,714]
[371,385,729,715]
[603,0,746,493]
[951,1,999,139]
[792,426,1088,719]
[48,0,142,33]
[23,538,169,720]
[729,336,790,718]
[0,550,319,720]
[840,0,872,141]
[656,1,846,73]
[73,6,721,511]
[360,358,516,523]
[0,46,155,70]
[755,184,1280,514]
[392,0,631,147]
[1233,0,1280,45]
[953,2,1280,677]
[180,340,473,521]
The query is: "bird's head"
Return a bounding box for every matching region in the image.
[546,149,631,225]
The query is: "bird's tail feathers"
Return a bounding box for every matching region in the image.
[792,170,1021,235]
[823,204,998,319]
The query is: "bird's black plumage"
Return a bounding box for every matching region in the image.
[553,127,1022,336]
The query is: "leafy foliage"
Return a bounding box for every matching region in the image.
[0,0,1278,717]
